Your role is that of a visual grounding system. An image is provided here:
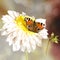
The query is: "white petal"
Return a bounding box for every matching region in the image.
[32,35,42,46]
[12,11,19,17]
[27,36,36,50]
[3,22,15,30]
[4,15,14,21]
[1,31,7,35]
[8,10,19,18]
[22,12,26,16]
[39,29,48,39]
[21,45,26,52]
[2,16,13,24]
[7,10,16,19]
[26,43,31,53]
[12,41,20,51]
[6,36,13,46]
[13,44,17,51]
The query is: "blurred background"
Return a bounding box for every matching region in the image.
[0,0,60,60]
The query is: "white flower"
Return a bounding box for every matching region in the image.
[1,10,48,53]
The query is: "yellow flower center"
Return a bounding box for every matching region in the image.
[14,15,35,35]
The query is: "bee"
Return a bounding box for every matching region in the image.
[24,17,45,33]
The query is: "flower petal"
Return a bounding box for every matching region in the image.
[8,10,19,19]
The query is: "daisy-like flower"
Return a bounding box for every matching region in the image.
[1,10,48,53]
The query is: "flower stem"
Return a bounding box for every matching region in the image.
[25,51,28,60]
[46,39,50,54]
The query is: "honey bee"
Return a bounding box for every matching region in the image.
[24,17,45,33]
